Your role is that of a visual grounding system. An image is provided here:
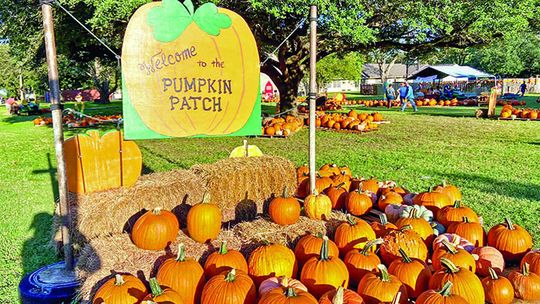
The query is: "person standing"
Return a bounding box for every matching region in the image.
[399,82,417,112]
[386,84,396,108]
[520,81,527,97]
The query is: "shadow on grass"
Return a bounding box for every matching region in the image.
[32,153,59,202]
[433,171,540,201]
[2,114,41,124]
[22,212,56,275]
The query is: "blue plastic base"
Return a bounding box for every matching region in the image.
[19,261,79,304]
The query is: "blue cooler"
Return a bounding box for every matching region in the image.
[19,261,79,304]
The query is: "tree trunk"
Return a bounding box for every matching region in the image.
[96,79,110,104]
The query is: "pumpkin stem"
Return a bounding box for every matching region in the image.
[453,200,461,208]
[442,180,448,188]
[377,264,391,282]
[440,258,460,274]
[114,274,125,286]
[428,186,432,192]
[400,224,413,232]
[152,207,162,215]
[202,192,211,204]
[218,241,228,255]
[313,188,319,196]
[462,216,470,223]
[439,281,453,297]
[336,182,345,189]
[398,248,412,263]
[282,186,289,198]
[346,214,357,226]
[504,217,515,230]
[176,243,186,262]
[361,238,383,255]
[441,240,458,255]
[522,262,530,276]
[316,172,322,178]
[332,286,344,304]
[320,236,330,261]
[379,213,389,225]
[148,277,164,298]
[225,268,237,282]
[317,232,324,238]
[285,287,297,298]
[488,267,499,280]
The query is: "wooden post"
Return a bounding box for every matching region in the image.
[308,6,317,194]
[41,1,74,270]
[487,83,498,118]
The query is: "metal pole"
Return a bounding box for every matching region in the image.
[41,1,73,270]
[308,6,317,194]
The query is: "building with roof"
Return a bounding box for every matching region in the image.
[361,63,428,84]
[408,64,495,82]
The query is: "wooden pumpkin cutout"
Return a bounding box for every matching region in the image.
[64,130,142,193]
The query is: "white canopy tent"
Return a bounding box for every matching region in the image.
[408,64,495,82]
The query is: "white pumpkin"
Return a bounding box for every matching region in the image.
[399,205,433,222]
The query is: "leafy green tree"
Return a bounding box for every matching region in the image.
[316,52,364,91]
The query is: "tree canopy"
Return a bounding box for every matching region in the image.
[316,52,364,90]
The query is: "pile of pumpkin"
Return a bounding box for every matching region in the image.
[91,162,540,304]
[306,110,383,132]
[298,101,343,113]
[500,105,539,120]
[32,116,53,126]
[497,100,527,107]
[262,115,305,136]
[416,98,460,107]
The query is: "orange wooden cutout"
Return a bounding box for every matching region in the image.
[64,130,142,193]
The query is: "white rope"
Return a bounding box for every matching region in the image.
[261,18,306,66]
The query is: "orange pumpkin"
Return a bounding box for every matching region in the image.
[156,244,205,304]
[377,192,403,211]
[431,240,476,273]
[200,269,257,304]
[357,264,408,304]
[522,250,540,275]
[344,239,383,287]
[437,200,479,228]
[131,207,179,250]
[472,246,505,277]
[416,281,468,304]
[507,262,540,301]
[325,183,349,210]
[487,217,533,263]
[269,186,301,226]
[258,276,308,296]
[433,181,462,202]
[388,248,431,298]
[304,190,332,220]
[93,274,147,304]
[395,210,435,247]
[203,241,248,278]
[294,233,339,266]
[331,172,352,191]
[346,190,373,216]
[319,286,364,304]
[428,258,484,304]
[334,215,376,255]
[187,192,222,243]
[259,287,318,304]
[370,214,397,238]
[380,226,428,265]
[248,242,297,286]
[143,277,185,304]
[482,267,514,304]
[300,236,350,298]
[413,189,452,216]
[447,217,486,247]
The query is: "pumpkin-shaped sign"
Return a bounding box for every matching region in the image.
[64,130,142,193]
[122,0,261,139]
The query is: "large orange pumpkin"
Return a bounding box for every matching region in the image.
[522,250,540,275]
[487,217,533,263]
[64,130,142,193]
[436,200,479,228]
[334,215,376,255]
[187,192,222,243]
[380,226,428,265]
[431,240,476,273]
[507,262,540,301]
[325,183,349,209]
[413,189,452,216]
[269,186,301,226]
[200,269,257,304]
[428,258,484,304]
[346,190,373,216]
[294,233,339,266]
[203,241,248,278]
[447,217,486,247]
[482,267,514,304]
[357,264,408,304]
[388,248,431,298]
[344,239,383,287]
[300,236,349,298]
[304,190,332,220]
[319,286,364,304]
[143,277,185,304]
[131,207,179,250]
[248,242,297,285]
[395,210,434,247]
[370,214,397,238]
[93,274,147,304]
[433,181,462,203]
[122,1,260,137]
[259,287,318,304]
[156,244,205,304]
[416,281,468,304]
[258,276,308,297]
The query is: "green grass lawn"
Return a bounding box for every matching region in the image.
[1,97,540,302]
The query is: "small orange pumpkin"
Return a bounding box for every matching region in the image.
[507,262,540,301]
[357,264,408,304]
[304,190,332,220]
[93,274,147,304]
[248,242,297,286]
[428,258,484,304]
[370,214,397,238]
[487,217,533,263]
[482,267,514,304]
[388,248,431,298]
[344,239,383,287]
[187,192,222,243]
[143,277,185,304]
[131,207,179,250]
[522,250,540,275]
[294,233,340,266]
[203,241,248,278]
[346,190,373,216]
[334,214,376,255]
[269,186,301,226]
[447,216,486,247]
[416,281,468,304]
[200,269,257,304]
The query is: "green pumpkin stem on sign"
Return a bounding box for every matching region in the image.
[440,258,460,274]
[225,268,237,282]
[441,239,459,255]
[114,274,125,286]
[398,248,412,263]
[176,243,186,262]
[320,236,330,261]
[218,241,228,255]
[488,267,499,280]
[149,277,164,298]
[361,238,383,255]
[285,287,297,298]
[439,281,454,297]
[377,264,391,282]
[504,217,515,230]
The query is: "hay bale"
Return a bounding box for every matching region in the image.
[53,169,206,253]
[77,212,348,303]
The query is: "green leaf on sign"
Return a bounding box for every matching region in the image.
[193,3,232,36]
[147,0,193,42]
